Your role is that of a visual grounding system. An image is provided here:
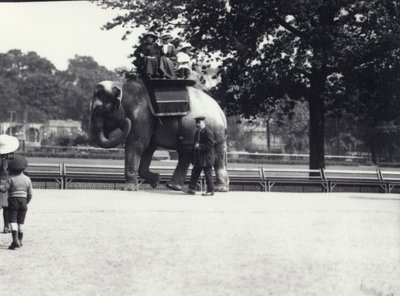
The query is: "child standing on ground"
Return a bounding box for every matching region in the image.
[0,155,32,250]
[0,134,20,234]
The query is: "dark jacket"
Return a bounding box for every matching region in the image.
[133,43,162,69]
[193,127,215,167]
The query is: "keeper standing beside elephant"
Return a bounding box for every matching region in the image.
[186,116,215,196]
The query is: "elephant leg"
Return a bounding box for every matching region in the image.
[123,146,141,191]
[213,143,230,192]
[138,145,160,188]
[166,151,191,191]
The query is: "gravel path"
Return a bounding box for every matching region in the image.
[0,190,399,296]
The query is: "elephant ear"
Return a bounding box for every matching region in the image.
[111,86,122,115]
[112,86,122,101]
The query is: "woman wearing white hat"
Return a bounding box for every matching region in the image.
[159,33,177,79]
[0,134,20,233]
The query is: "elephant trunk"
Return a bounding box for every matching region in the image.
[90,109,132,148]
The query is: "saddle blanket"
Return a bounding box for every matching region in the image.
[145,79,195,116]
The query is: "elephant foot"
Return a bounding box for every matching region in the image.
[121,183,138,191]
[148,173,160,188]
[150,178,160,189]
[165,183,183,191]
[214,186,229,193]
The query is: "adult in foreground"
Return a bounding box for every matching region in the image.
[0,134,20,233]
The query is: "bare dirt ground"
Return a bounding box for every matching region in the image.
[0,190,399,296]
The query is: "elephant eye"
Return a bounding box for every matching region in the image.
[104,102,114,111]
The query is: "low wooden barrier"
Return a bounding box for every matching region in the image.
[322,169,385,193]
[25,163,64,189]
[24,163,400,193]
[261,168,328,192]
[379,170,400,193]
[220,167,265,191]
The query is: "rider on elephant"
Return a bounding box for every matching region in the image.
[133,31,162,79]
[159,33,177,79]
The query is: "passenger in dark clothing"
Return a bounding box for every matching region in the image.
[133,31,162,79]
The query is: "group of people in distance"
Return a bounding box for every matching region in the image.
[133,31,193,80]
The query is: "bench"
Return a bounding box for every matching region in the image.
[322,169,386,193]
[261,168,328,192]
[63,163,127,189]
[26,163,64,189]
[379,170,400,193]
[223,167,265,191]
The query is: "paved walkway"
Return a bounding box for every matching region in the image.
[0,190,399,296]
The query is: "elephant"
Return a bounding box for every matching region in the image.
[89,78,229,192]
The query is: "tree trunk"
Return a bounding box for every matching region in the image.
[371,144,377,165]
[308,74,326,170]
[266,118,271,152]
[335,117,340,155]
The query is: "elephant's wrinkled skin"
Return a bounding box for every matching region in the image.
[90,79,229,191]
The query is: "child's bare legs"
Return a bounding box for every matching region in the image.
[18,224,24,246]
[9,222,20,249]
[8,204,27,249]
[3,206,10,233]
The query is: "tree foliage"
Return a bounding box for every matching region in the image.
[0,50,117,131]
[99,0,400,167]
[59,55,119,129]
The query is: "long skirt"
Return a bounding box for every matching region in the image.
[144,57,160,78]
[159,57,176,79]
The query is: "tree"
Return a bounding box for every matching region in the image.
[342,49,400,163]
[0,51,118,127]
[19,73,65,121]
[0,50,60,122]
[99,0,400,168]
[58,55,119,130]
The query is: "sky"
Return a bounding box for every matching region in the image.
[0,0,144,71]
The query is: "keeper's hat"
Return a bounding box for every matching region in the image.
[0,134,19,155]
[194,116,206,122]
[8,155,28,171]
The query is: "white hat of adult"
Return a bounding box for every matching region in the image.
[0,134,19,154]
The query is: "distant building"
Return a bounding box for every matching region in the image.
[0,119,82,147]
[41,120,82,144]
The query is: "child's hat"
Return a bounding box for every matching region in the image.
[0,134,19,154]
[8,155,28,171]
[178,42,193,51]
